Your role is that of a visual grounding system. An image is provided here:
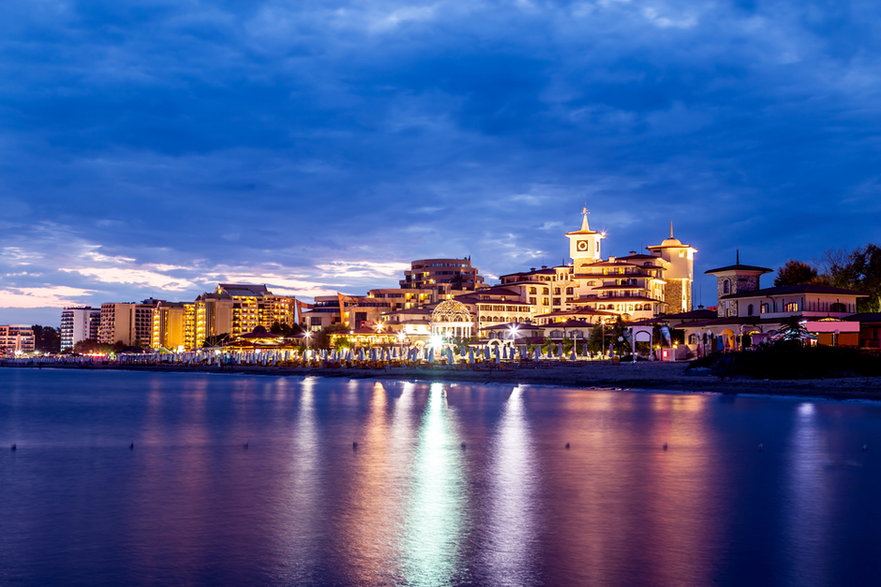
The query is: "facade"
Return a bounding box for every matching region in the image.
[399,258,486,301]
[667,264,867,352]
[98,301,158,347]
[499,210,696,324]
[0,325,35,354]
[151,302,189,351]
[60,306,101,351]
[143,284,298,350]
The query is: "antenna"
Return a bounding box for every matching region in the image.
[670,220,674,239]
[736,249,740,264]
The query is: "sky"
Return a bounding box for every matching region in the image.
[1,0,880,325]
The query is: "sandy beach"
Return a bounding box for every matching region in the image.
[5,360,881,400]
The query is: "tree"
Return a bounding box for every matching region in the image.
[32,325,61,354]
[774,260,819,286]
[587,323,607,355]
[823,244,881,312]
[73,338,114,354]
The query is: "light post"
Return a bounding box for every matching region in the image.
[304,331,312,360]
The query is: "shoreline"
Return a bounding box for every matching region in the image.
[4,361,881,401]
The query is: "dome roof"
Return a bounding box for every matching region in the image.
[661,237,683,246]
[431,300,472,323]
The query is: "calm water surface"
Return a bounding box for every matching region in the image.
[2,368,881,586]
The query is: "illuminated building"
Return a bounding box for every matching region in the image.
[657,257,867,352]
[0,325,35,354]
[400,258,486,300]
[151,302,189,350]
[500,209,695,323]
[60,306,100,351]
[98,300,159,347]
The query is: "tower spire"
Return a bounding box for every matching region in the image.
[736,248,740,264]
[581,206,590,232]
[669,220,674,238]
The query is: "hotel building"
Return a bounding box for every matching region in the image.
[60,306,101,351]
[98,301,159,347]
[0,325,35,354]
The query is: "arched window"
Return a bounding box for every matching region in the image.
[722,279,731,295]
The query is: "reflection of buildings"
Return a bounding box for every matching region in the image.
[0,325,35,354]
[60,306,101,351]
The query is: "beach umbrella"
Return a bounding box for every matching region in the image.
[519,345,528,360]
[483,346,491,361]
[570,346,577,361]
[468,347,475,364]
[533,347,541,361]
[445,347,454,365]
[494,346,500,364]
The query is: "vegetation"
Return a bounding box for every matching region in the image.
[311,323,349,350]
[72,339,124,354]
[774,260,819,286]
[269,321,304,336]
[32,325,61,354]
[777,243,881,312]
[691,345,881,380]
[824,244,881,312]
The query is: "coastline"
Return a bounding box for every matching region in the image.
[4,360,881,401]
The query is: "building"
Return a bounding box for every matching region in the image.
[60,307,101,351]
[0,325,35,354]
[98,301,159,347]
[667,259,868,352]
[399,258,486,301]
[499,209,697,324]
[151,302,189,351]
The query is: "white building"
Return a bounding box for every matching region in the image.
[60,307,101,351]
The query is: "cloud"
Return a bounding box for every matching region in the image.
[0,286,96,309]
[58,267,198,292]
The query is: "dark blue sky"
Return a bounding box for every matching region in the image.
[2,0,879,324]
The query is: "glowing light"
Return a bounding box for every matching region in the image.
[429,334,444,348]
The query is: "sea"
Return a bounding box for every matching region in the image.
[2,367,881,586]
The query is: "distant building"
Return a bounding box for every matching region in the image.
[0,325,35,354]
[98,300,159,347]
[146,284,299,350]
[60,307,101,351]
[399,258,486,300]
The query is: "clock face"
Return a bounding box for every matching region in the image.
[576,240,589,252]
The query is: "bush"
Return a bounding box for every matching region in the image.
[689,346,881,379]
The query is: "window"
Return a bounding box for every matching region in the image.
[784,302,798,312]
[760,303,769,314]
[747,304,754,316]
[722,279,731,295]
[830,302,846,312]
[566,287,573,295]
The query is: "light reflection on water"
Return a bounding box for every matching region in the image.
[3,369,881,585]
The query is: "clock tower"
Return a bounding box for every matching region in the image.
[566,207,604,267]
